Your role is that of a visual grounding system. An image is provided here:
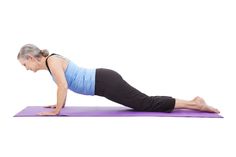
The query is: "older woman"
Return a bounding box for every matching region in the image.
[17,44,220,116]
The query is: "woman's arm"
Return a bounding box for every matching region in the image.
[39,56,68,116]
[54,84,67,114]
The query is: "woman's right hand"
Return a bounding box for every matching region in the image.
[44,105,57,108]
[44,104,65,108]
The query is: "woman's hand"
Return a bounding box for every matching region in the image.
[44,105,57,108]
[38,110,59,116]
[44,104,65,108]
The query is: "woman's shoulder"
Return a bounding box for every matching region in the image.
[47,53,70,71]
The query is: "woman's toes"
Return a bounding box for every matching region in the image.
[200,105,220,113]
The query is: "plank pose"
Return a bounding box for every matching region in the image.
[17,44,220,116]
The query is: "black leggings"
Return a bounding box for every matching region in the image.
[95,68,176,112]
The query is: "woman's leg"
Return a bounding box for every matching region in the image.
[95,68,175,112]
[95,69,220,113]
[175,96,220,113]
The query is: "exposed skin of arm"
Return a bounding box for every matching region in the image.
[39,56,68,116]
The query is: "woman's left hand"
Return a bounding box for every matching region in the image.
[38,110,59,116]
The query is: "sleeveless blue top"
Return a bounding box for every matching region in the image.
[46,54,96,95]
[64,61,96,95]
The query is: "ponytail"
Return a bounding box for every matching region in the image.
[40,49,49,57]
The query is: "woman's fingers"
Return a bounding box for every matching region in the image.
[38,111,59,116]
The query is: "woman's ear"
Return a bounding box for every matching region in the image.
[26,54,34,61]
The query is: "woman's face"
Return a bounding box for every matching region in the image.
[19,56,40,72]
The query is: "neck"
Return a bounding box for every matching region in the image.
[39,57,48,70]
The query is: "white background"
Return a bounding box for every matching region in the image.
[0,0,235,157]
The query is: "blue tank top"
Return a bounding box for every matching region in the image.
[46,54,96,95]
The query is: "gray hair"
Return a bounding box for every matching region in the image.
[17,44,49,59]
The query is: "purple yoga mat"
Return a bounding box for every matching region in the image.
[14,106,223,118]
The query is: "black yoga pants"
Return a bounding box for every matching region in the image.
[95,68,176,112]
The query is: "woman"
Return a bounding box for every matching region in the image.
[17,44,220,116]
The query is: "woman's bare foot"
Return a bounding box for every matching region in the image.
[192,96,220,113]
